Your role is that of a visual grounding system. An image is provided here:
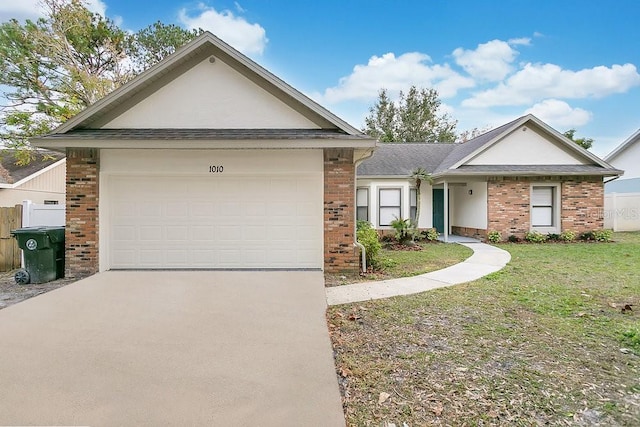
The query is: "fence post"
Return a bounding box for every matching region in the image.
[612,193,617,231]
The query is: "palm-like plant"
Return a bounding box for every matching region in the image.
[409,167,432,227]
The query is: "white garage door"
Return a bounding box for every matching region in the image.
[101,149,323,270]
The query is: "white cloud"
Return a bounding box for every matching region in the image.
[452,39,527,82]
[178,4,267,55]
[0,0,107,22]
[463,62,640,107]
[525,99,592,128]
[321,52,475,103]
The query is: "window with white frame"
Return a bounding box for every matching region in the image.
[531,185,559,231]
[356,187,369,222]
[379,188,401,226]
[409,188,417,222]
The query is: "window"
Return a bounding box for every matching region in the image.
[356,188,369,221]
[531,185,559,231]
[379,188,401,226]
[409,188,417,222]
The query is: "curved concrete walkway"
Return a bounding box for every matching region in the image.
[326,242,511,306]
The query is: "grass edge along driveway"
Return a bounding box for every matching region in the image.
[328,232,640,426]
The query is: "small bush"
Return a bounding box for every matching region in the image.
[487,230,501,243]
[389,217,417,245]
[593,229,613,242]
[508,234,521,243]
[423,228,439,241]
[560,230,576,242]
[546,233,560,242]
[525,231,547,243]
[356,220,381,269]
[579,231,594,241]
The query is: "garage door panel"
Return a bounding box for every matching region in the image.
[107,169,322,269]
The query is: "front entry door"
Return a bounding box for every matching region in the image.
[432,189,444,233]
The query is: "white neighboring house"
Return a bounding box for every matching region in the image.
[0,150,66,206]
[604,129,640,193]
[604,129,640,231]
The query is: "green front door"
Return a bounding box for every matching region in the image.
[432,189,444,233]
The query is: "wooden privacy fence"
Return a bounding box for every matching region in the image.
[0,204,22,272]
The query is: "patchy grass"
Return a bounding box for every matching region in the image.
[328,232,640,426]
[326,242,473,286]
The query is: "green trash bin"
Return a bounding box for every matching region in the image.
[11,226,65,285]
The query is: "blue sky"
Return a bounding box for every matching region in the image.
[2,0,640,157]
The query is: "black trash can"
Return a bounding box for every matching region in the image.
[11,226,65,285]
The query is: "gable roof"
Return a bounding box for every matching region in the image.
[357,114,621,178]
[0,150,65,188]
[605,128,640,162]
[357,143,456,176]
[32,32,374,149]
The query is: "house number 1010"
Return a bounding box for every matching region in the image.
[209,165,224,173]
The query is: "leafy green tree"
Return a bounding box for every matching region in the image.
[128,22,203,74]
[363,86,457,143]
[563,129,593,150]
[0,0,200,163]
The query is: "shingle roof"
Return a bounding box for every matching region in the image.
[450,164,623,175]
[40,128,369,140]
[0,150,65,185]
[357,115,621,178]
[356,143,457,176]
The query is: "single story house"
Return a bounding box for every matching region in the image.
[0,150,66,206]
[357,114,622,241]
[604,129,640,194]
[32,31,376,277]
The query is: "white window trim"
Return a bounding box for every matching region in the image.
[356,187,370,222]
[409,187,418,223]
[530,183,561,234]
[378,187,402,228]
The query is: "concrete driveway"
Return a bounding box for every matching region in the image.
[0,271,344,426]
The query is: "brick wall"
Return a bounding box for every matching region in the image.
[487,178,531,237]
[324,148,358,274]
[66,148,99,278]
[561,177,604,231]
[487,176,604,239]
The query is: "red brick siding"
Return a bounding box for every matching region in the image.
[451,226,487,240]
[487,178,531,237]
[324,148,358,274]
[66,148,99,278]
[487,176,605,240]
[561,178,604,232]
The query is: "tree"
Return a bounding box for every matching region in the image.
[457,126,491,143]
[363,86,457,143]
[128,22,203,74]
[563,129,593,150]
[0,0,200,163]
[409,167,432,227]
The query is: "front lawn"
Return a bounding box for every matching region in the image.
[325,242,473,286]
[328,232,640,426]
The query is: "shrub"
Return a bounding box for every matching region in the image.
[423,228,439,241]
[579,231,594,241]
[389,217,417,245]
[508,234,521,243]
[592,229,613,242]
[546,233,560,242]
[487,230,501,243]
[356,220,381,269]
[525,231,547,243]
[560,230,576,242]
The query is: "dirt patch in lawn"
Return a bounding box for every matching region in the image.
[0,270,76,310]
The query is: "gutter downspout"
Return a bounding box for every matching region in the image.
[354,147,377,273]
